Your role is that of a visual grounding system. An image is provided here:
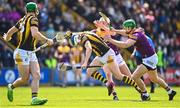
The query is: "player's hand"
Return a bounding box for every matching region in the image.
[135,27,144,33]
[130,54,135,59]
[93,20,107,30]
[81,62,87,69]
[65,31,72,39]
[111,28,117,32]
[103,35,111,41]
[3,33,11,41]
[105,30,116,36]
[46,39,54,46]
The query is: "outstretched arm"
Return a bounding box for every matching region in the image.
[106,36,136,48]
[3,26,18,41]
[30,17,53,46]
[111,28,128,36]
[31,26,50,43]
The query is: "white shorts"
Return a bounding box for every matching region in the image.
[13,48,38,65]
[74,63,81,67]
[96,48,116,64]
[115,54,125,66]
[57,62,71,71]
[142,53,158,69]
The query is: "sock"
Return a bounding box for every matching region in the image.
[11,84,15,89]
[32,92,38,99]
[150,81,155,91]
[91,71,107,84]
[112,90,117,97]
[122,76,141,93]
[165,86,172,94]
[142,91,149,96]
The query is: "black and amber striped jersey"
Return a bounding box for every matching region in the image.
[15,15,38,51]
[80,32,110,56]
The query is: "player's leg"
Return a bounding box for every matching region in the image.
[103,65,119,101]
[30,61,48,105]
[87,57,116,97]
[150,81,155,93]
[7,49,30,102]
[119,63,132,77]
[74,68,82,86]
[63,70,67,87]
[12,65,30,87]
[131,64,150,101]
[147,69,176,100]
[7,64,30,102]
[105,56,141,94]
[117,54,132,77]
[86,57,106,83]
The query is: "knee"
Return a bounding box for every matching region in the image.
[32,72,41,80]
[21,76,29,84]
[132,74,139,81]
[114,73,123,80]
[114,75,120,80]
[149,77,158,83]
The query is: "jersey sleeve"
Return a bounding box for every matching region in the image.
[80,36,88,46]
[30,17,39,27]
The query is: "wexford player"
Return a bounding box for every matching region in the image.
[102,19,177,101]
[131,27,156,93]
[3,2,53,105]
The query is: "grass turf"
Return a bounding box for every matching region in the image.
[0,86,179,108]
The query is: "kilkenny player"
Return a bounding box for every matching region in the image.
[92,17,132,100]
[3,2,53,105]
[66,31,142,99]
[103,19,177,101]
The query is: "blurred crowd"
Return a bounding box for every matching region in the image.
[0,0,180,71]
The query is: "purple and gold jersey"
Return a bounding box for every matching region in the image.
[129,32,155,58]
[105,37,119,55]
[57,45,70,63]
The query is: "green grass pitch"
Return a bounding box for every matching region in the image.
[0,86,179,108]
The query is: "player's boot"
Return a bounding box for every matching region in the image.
[141,94,150,101]
[112,90,119,101]
[107,82,114,96]
[31,98,48,105]
[168,90,176,101]
[113,96,119,101]
[7,84,13,102]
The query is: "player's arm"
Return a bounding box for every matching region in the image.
[106,37,136,48]
[31,26,50,43]
[30,17,53,45]
[82,41,92,67]
[111,28,128,36]
[3,26,18,41]
[81,51,85,64]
